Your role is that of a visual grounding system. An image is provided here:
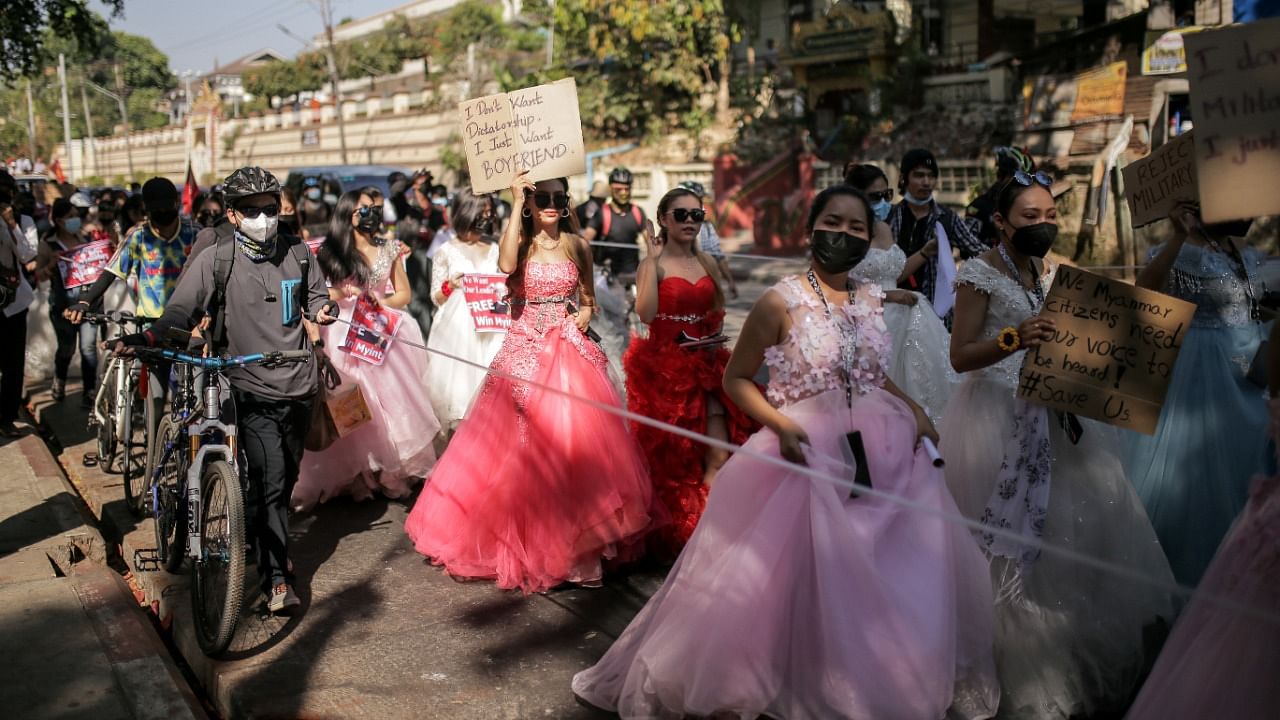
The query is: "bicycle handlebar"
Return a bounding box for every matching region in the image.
[132,346,312,370]
[82,310,146,328]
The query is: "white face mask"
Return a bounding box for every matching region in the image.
[64,217,82,233]
[238,214,278,243]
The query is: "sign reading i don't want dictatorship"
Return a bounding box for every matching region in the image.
[1017,267,1195,435]
[459,78,587,194]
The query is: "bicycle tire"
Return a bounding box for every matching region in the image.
[121,367,146,516]
[151,416,187,573]
[95,364,119,470]
[192,459,246,657]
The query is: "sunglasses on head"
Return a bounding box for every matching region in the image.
[528,191,570,210]
[866,189,894,203]
[238,204,280,219]
[1012,170,1053,189]
[667,208,706,223]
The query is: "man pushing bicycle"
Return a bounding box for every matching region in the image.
[113,167,337,615]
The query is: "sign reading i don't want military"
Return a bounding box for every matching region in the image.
[459,78,587,194]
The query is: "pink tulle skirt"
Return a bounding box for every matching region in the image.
[404,324,653,594]
[293,307,440,511]
[573,388,999,720]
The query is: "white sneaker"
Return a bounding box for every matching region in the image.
[267,584,300,614]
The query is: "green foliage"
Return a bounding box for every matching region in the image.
[0,0,124,81]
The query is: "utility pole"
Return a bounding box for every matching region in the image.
[113,64,135,181]
[80,81,97,177]
[58,53,75,182]
[314,0,349,163]
[25,80,37,162]
[545,0,555,69]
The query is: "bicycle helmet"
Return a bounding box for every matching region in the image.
[222,166,281,206]
[677,180,706,198]
[608,167,633,185]
[994,146,1034,176]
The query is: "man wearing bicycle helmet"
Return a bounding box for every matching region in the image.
[583,167,648,357]
[115,166,338,615]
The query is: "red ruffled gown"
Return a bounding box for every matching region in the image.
[624,275,756,557]
[404,261,654,593]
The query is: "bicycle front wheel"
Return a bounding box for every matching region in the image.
[121,368,146,516]
[151,416,186,573]
[191,459,246,657]
[95,364,119,470]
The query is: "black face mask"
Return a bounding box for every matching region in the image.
[476,215,495,236]
[1206,219,1253,238]
[357,206,384,236]
[149,208,178,226]
[810,229,871,274]
[1008,222,1058,258]
[278,213,298,233]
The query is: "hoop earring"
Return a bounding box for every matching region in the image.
[559,207,570,218]
[522,206,532,218]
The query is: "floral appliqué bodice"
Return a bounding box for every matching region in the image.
[851,245,908,293]
[1151,243,1266,329]
[763,275,892,407]
[648,275,724,344]
[340,239,402,295]
[954,258,1057,390]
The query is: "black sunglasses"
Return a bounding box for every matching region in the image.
[1012,170,1053,189]
[353,205,381,218]
[529,191,570,210]
[238,204,280,219]
[667,208,706,223]
[866,189,894,203]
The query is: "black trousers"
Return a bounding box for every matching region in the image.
[0,309,27,423]
[50,311,99,391]
[235,390,313,594]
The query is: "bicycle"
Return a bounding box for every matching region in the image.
[83,310,151,514]
[138,345,311,656]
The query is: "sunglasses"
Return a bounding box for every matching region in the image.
[353,205,380,218]
[866,189,894,203]
[238,204,280,219]
[667,208,706,223]
[1012,170,1053,189]
[528,191,570,210]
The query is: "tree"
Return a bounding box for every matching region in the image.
[0,0,124,81]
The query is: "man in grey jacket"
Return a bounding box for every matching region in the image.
[117,167,337,614]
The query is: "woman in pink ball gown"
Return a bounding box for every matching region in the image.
[404,172,654,594]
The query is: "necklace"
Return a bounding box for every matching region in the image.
[996,243,1044,310]
[805,269,858,408]
[1204,235,1260,321]
[535,234,561,251]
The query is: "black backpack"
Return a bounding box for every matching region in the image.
[0,229,22,311]
[207,226,313,353]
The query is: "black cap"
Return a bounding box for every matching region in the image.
[141,177,178,211]
[899,148,937,178]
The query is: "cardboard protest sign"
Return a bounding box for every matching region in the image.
[1184,18,1280,223]
[341,295,402,365]
[327,382,372,437]
[461,273,511,333]
[1123,131,1198,227]
[1017,267,1195,434]
[58,239,114,289]
[459,78,586,194]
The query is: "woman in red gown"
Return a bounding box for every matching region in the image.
[404,172,653,594]
[625,187,757,557]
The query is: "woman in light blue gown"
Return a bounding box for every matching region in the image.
[1124,203,1271,586]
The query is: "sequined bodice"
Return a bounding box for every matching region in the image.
[1154,243,1266,329]
[852,245,907,292]
[649,275,723,342]
[763,275,892,407]
[510,261,579,332]
[342,240,401,292]
[954,258,1057,390]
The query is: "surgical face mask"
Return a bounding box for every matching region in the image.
[871,198,891,222]
[810,229,871,274]
[239,213,278,244]
[149,208,178,226]
[305,187,322,201]
[1008,221,1058,258]
[476,215,495,236]
[904,191,933,207]
[64,217,82,234]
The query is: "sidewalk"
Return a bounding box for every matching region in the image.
[0,430,204,720]
[31,379,664,719]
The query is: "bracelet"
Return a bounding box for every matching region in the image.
[996,326,1021,353]
[441,281,453,299]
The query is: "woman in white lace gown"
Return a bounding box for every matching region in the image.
[940,176,1175,719]
[425,191,506,430]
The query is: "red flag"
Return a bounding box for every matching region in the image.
[181,162,198,215]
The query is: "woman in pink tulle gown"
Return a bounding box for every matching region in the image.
[573,186,999,720]
[404,172,653,594]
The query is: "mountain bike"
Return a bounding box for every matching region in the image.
[83,310,151,514]
[139,345,311,656]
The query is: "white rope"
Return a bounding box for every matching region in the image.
[320,311,1280,628]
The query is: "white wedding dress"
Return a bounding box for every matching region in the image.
[940,258,1176,719]
[851,245,957,423]
[426,238,506,429]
